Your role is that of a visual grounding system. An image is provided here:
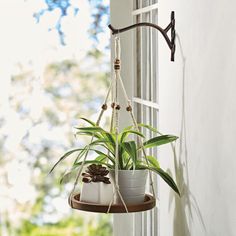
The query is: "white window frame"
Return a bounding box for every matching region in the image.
[111,1,159,235]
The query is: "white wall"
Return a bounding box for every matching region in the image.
[158,1,236,236]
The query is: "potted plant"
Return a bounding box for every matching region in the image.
[50,117,180,205]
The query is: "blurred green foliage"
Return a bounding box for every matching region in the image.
[0,56,112,235]
[18,215,112,236]
[0,1,112,235]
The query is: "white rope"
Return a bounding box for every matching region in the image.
[129,111,156,198]
[117,73,130,103]
[114,37,129,212]
[114,38,119,188]
[116,50,156,198]
[69,82,113,206]
[106,36,129,213]
[115,125,119,189]
[115,36,121,59]
[70,36,128,213]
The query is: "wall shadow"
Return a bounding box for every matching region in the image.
[167,34,206,236]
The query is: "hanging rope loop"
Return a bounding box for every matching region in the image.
[114,36,121,59]
[114,37,121,71]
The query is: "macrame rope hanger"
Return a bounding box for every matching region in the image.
[69,10,178,210]
[107,35,129,213]
[109,36,156,208]
[69,36,156,213]
[69,81,113,206]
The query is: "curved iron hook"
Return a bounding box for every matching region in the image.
[108,11,176,61]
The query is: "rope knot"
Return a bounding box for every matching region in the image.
[115,185,120,191]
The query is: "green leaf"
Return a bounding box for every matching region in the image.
[102,132,115,146]
[137,123,158,133]
[75,131,102,139]
[143,135,178,149]
[124,156,132,169]
[79,117,96,126]
[75,126,104,133]
[94,149,109,157]
[118,144,131,169]
[124,123,158,133]
[73,160,113,169]
[72,148,88,165]
[49,148,85,174]
[76,126,115,145]
[122,141,137,169]
[60,155,112,185]
[117,144,124,169]
[96,132,116,153]
[89,138,111,145]
[59,170,74,184]
[120,129,145,143]
[137,164,180,196]
[95,155,107,162]
[89,138,114,151]
[146,155,160,168]
[94,149,115,164]
[123,125,133,131]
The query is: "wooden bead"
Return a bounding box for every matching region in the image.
[101,104,107,110]
[114,59,120,64]
[115,104,121,110]
[111,102,115,108]
[126,105,132,111]
[114,59,121,70]
[114,65,120,70]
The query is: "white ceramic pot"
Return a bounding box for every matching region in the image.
[110,169,148,204]
[80,181,113,205]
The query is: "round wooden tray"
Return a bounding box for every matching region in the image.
[69,193,156,213]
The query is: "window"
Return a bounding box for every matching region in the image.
[112,0,159,235]
[132,1,159,236]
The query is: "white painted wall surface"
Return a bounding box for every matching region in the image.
[158,1,236,236]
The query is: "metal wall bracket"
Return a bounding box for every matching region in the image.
[108,11,176,61]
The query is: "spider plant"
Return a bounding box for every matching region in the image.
[50,117,180,196]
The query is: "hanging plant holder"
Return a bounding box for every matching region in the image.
[65,36,160,214]
[69,193,156,213]
[50,11,180,215]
